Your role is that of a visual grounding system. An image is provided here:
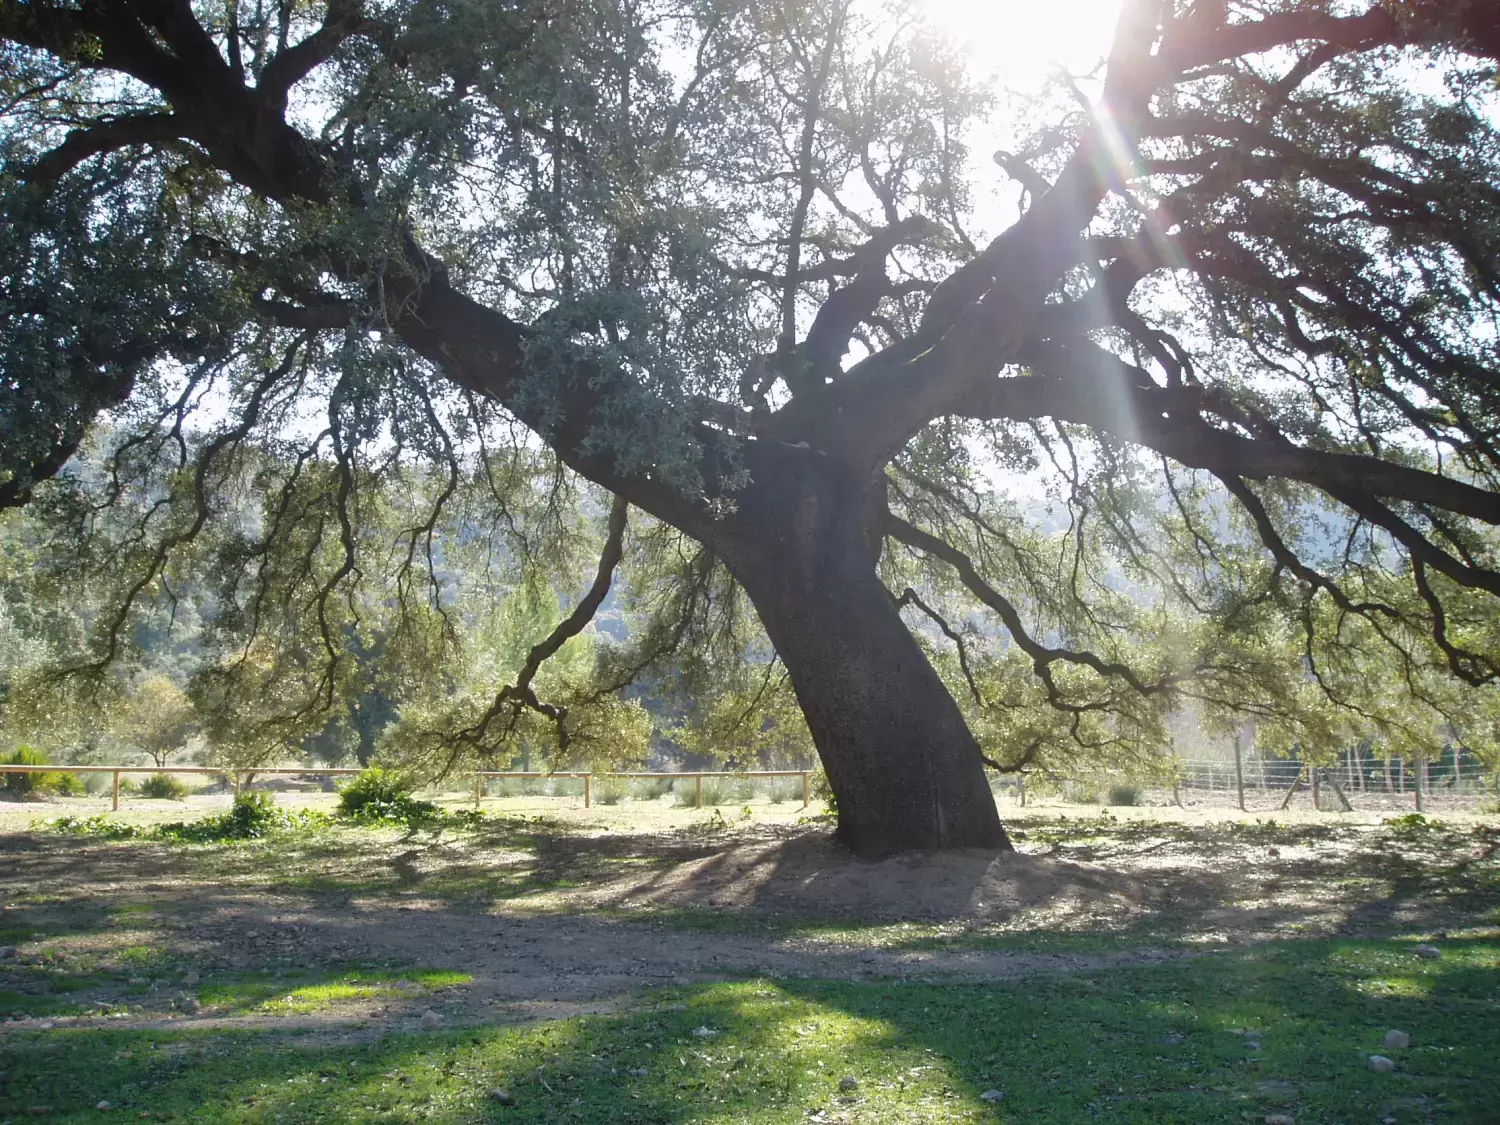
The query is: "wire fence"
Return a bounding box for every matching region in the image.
[4,756,1491,818]
[999,751,1494,813]
[0,765,812,812]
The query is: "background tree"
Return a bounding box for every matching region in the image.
[3,0,1500,855]
[117,673,198,768]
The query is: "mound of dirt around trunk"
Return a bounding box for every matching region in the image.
[583,829,1148,923]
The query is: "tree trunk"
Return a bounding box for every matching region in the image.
[716,448,1009,857]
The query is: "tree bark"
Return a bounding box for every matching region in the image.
[714,446,1010,857]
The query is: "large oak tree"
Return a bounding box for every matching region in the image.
[3,0,1500,855]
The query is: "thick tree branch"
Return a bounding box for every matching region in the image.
[24,112,182,181]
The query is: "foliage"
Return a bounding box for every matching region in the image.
[136,773,189,801]
[592,778,628,805]
[3,0,1500,847]
[336,768,440,825]
[115,675,197,769]
[629,777,674,801]
[1106,783,1143,807]
[54,792,327,843]
[0,745,74,799]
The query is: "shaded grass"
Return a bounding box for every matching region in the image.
[1,935,1496,1123]
[1,946,469,1021]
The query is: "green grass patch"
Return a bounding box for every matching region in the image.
[2,936,1496,1122]
[197,967,473,1016]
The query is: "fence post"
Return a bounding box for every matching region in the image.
[1233,731,1246,812]
[695,774,703,808]
[800,771,809,808]
[474,775,482,809]
[1415,753,1424,812]
[112,769,120,812]
[584,774,592,809]
[1018,774,1026,807]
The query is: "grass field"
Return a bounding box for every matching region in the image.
[1,798,1496,1122]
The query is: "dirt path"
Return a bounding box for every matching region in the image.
[0,893,1191,1038]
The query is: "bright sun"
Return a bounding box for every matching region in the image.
[920,0,1124,90]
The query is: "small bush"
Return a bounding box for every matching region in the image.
[674,776,735,807]
[492,777,549,798]
[1061,780,1098,805]
[50,771,87,796]
[53,813,145,840]
[56,792,328,843]
[808,768,836,814]
[1384,812,1445,837]
[593,779,628,805]
[337,768,440,825]
[1106,783,1143,807]
[138,774,189,800]
[1,747,79,799]
[764,777,803,804]
[549,777,585,797]
[629,777,673,801]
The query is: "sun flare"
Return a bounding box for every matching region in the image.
[920,0,1124,88]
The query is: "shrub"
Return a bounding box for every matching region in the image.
[808,768,836,815]
[338,768,409,814]
[337,768,439,825]
[56,792,329,843]
[1107,783,1143,807]
[213,791,283,838]
[138,774,189,800]
[675,776,735,807]
[629,777,673,801]
[2,746,77,799]
[593,779,629,805]
[50,771,87,796]
[550,777,585,797]
[765,777,803,804]
[492,777,549,797]
[1061,780,1098,805]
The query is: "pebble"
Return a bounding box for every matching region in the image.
[420,1009,443,1029]
[1414,944,1441,959]
[182,970,200,986]
[96,1102,112,1112]
[486,1088,515,1105]
[1382,1029,1410,1049]
[180,996,201,1014]
[1265,1116,1294,1125]
[1368,1054,1397,1073]
[838,1077,858,1093]
[980,1089,1005,1102]
[692,1026,717,1038]
[627,1068,649,1078]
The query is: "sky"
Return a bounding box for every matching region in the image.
[922,0,1123,93]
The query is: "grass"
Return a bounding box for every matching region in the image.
[1,935,1496,1122]
[0,959,471,1022]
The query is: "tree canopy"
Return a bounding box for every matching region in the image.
[3,0,1500,854]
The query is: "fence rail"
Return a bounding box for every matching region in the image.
[0,765,813,811]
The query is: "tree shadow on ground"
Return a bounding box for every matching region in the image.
[1,937,1496,1124]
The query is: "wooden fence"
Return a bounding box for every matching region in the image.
[0,765,813,811]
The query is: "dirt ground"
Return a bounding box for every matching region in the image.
[2,795,1496,1041]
